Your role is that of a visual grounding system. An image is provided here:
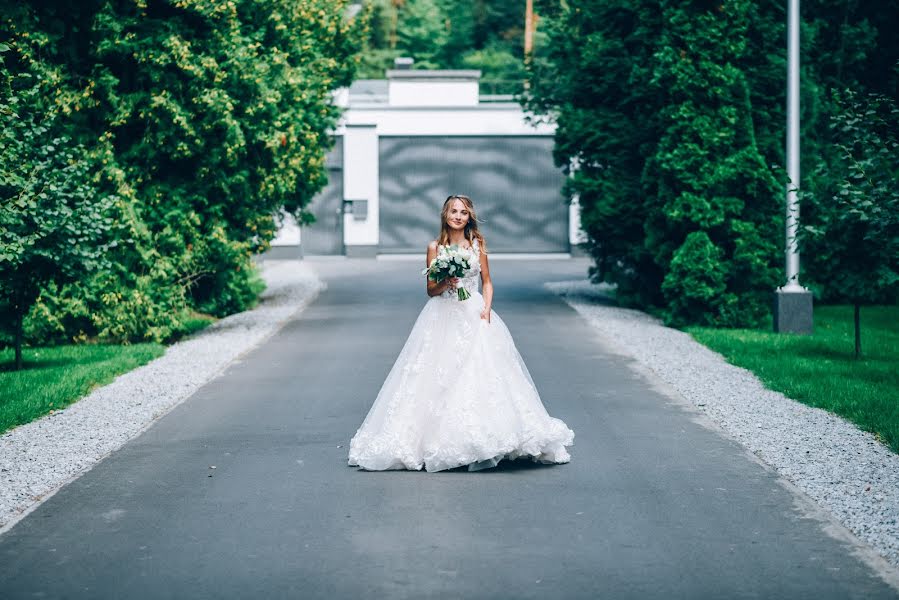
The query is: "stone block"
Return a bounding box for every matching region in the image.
[773,289,814,334]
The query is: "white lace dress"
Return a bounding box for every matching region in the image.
[348,241,574,472]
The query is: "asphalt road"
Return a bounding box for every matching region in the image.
[0,258,896,599]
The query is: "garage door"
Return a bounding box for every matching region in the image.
[378,136,567,253]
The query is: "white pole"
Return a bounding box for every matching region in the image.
[782,0,802,291]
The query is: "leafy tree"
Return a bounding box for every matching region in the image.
[803,0,899,99]
[395,0,449,68]
[462,43,526,95]
[355,0,404,78]
[802,90,899,357]
[86,0,361,315]
[0,51,116,369]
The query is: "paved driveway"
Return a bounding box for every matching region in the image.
[0,258,895,599]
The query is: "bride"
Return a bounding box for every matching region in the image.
[348,194,574,472]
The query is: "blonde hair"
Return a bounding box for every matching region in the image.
[437,194,487,252]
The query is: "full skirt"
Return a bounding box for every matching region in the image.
[348,290,574,472]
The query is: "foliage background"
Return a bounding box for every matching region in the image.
[524,0,899,326]
[356,0,529,94]
[4,0,898,347]
[1,0,363,348]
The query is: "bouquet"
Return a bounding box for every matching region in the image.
[422,244,475,301]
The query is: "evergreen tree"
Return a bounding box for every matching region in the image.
[527,0,779,326]
[526,0,665,306]
[646,0,780,326]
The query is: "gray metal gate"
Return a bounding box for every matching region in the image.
[302,138,343,255]
[378,136,567,253]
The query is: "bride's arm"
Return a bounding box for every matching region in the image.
[479,250,493,322]
[426,241,455,297]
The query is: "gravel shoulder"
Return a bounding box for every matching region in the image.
[0,259,323,535]
[547,280,899,572]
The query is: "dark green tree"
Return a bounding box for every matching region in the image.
[526,0,780,327]
[525,0,665,306]
[646,0,781,326]
[802,90,899,357]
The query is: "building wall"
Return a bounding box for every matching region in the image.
[378,135,568,253]
[336,104,563,255]
[272,71,583,257]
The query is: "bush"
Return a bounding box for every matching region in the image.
[663,231,732,327]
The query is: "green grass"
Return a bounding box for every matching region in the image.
[688,305,899,453]
[0,344,165,434]
[173,311,217,340]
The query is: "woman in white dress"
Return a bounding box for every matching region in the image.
[348,194,574,472]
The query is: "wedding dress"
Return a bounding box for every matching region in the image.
[348,240,574,472]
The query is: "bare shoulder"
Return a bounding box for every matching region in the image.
[427,240,439,251]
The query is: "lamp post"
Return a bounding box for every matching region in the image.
[774,0,813,333]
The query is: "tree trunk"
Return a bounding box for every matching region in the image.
[389,0,400,49]
[854,303,861,359]
[524,0,534,56]
[14,310,24,371]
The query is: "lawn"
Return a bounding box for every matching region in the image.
[0,344,165,434]
[688,305,899,453]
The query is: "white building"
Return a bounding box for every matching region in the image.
[270,69,585,258]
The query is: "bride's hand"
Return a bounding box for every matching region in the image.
[446,277,459,290]
[480,306,491,323]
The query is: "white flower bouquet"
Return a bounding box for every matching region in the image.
[422,244,476,301]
